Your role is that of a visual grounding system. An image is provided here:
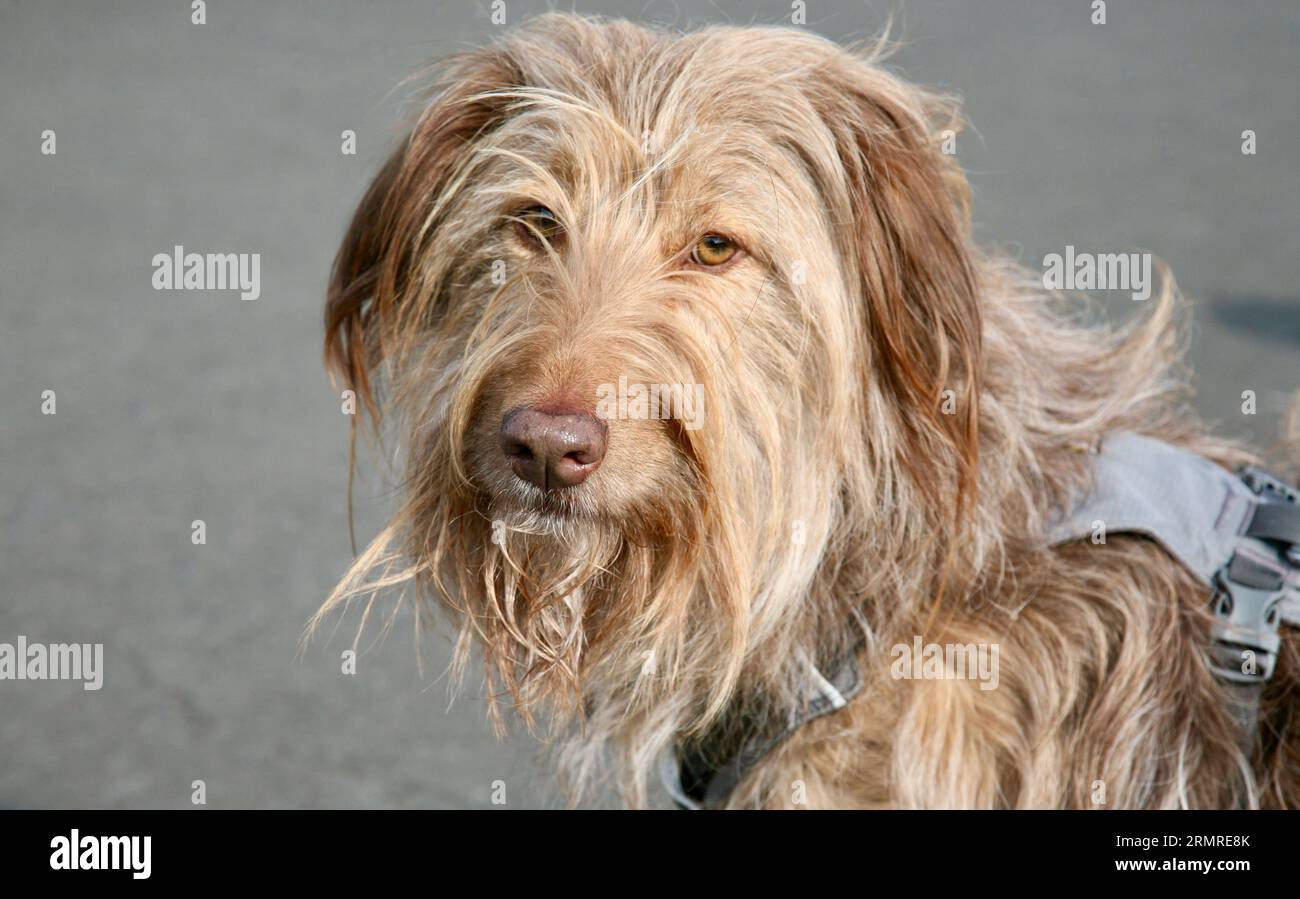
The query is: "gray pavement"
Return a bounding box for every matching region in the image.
[1,0,1297,809]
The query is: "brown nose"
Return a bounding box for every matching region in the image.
[500,407,607,490]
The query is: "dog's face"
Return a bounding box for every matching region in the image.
[323,15,981,753]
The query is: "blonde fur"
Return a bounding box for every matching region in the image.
[311,14,1300,809]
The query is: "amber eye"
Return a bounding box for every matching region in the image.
[514,205,563,245]
[690,234,737,267]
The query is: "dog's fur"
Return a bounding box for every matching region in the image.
[313,14,1300,808]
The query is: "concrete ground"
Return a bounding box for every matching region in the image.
[0,0,1296,808]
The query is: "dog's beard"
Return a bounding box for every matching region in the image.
[370,416,717,730]
[462,499,626,721]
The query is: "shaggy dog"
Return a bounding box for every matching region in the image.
[312,14,1299,808]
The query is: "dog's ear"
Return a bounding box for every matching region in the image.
[810,55,983,509]
[325,49,520,424]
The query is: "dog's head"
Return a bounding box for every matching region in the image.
[320,14,981,795]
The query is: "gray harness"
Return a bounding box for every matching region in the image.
[662,432,1300,809]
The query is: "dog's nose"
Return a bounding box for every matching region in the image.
[500,407,607,490]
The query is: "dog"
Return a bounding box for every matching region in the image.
[312,14,1300,808]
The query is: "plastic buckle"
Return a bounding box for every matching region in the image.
[1209,571,1283,685]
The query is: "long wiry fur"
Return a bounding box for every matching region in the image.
[309,14,1300,808]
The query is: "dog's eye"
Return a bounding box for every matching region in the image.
[690,234,737,267]
[514,205,563,245]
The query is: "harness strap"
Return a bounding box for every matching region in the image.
[662,432,1300,808]
[663,651,863,810]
